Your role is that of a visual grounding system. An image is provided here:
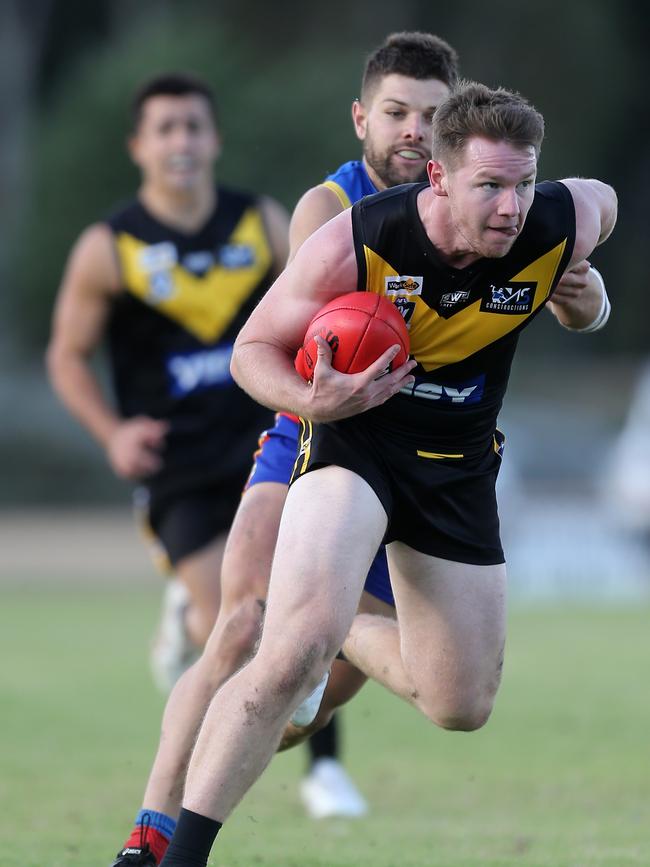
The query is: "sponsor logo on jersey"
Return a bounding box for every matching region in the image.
[140,242,177,273]
[218,244,255,269]
[385,275,423,296]
[166,344,234,396]
[440,289,471,309]
[139,242,178,302]
[148,271,175,302]
[400,374,485,404]
[183,250,215,276]
[481,281,536,315]
[394,297,415,327]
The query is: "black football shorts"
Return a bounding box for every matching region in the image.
[292,417,505,566]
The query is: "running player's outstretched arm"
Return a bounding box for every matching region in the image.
[46,224,168,479]
[46,224,123,446]
[231,210,415,423]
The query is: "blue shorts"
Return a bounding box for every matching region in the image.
[247,414,394,607]
[246,414,304,487]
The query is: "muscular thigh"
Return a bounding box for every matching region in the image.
[259,466,388,654]
[387,543,506,696]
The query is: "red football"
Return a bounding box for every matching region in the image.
[295,292,410,382]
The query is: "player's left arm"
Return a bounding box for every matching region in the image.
[547,259,611,333]
[550,178,616,333]
[259,195,291,277]
[562,178,617,265]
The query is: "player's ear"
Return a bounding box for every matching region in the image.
[127,133,142,168]
[427,160,448,197]
[352,99,368,141]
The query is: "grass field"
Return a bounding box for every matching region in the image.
[2,585,649,867]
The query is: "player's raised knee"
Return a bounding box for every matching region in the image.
[418,694,495,732]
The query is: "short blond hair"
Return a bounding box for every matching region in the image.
[432,80,544,166]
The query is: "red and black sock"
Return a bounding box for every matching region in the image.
[122,809,177,864]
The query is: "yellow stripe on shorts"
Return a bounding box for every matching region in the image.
[416,450,464,459]
[291,417,313,481]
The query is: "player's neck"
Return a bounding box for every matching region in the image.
[138,182,217,234]
[417,188,481,269]
[362,160,387,192]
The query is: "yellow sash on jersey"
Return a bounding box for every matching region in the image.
[363,240,567,371]
[115,208,272,344]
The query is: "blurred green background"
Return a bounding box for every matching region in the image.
[5,0,647,351]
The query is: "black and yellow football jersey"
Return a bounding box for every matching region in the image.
[105,186,275,498]
[350,180,576,457]
[294,181,575,561]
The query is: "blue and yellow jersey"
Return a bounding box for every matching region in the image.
[105,186,275,492]
[323,160,377,210]
[351,181,576,456]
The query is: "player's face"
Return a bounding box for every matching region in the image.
[430,137,537,259]
[129,94,220,193]
[353,74,450,189]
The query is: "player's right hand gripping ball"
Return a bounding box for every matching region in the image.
[295,292,410,382]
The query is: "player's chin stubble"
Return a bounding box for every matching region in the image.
[365,144,428,188]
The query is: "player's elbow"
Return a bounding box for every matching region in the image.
[600,186,618,241]
[597,182,618,245]
[229,346,243,386]
[230,335,249,387]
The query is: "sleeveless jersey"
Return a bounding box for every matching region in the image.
[106,186,275,494]
[323,160,377,209]
[351,180,576,456]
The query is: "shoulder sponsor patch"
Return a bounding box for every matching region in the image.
[480,281,536,315]
[384,275,423,296]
